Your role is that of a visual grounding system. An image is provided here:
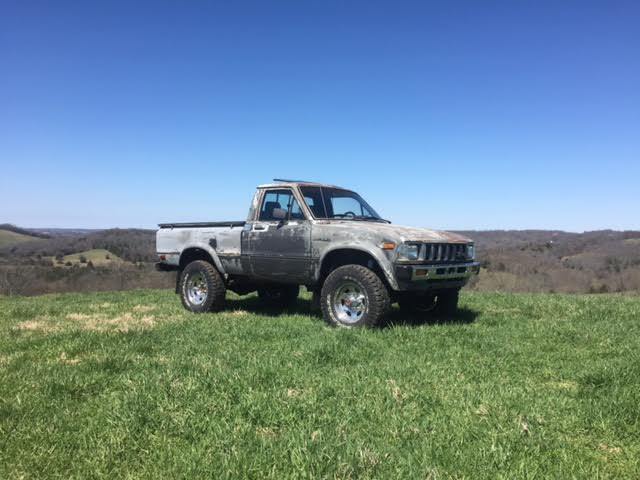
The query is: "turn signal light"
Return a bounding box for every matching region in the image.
[381,242,396,250]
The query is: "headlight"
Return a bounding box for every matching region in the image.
[467,244,475,260]
[397,243,420,261]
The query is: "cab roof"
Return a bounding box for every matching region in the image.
[257,180,348,190]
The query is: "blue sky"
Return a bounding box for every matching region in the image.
[1,1,638,231]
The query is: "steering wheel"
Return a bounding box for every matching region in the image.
[342,211,357,218]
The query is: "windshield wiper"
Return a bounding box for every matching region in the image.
[329,215,391,224]
[352,216,391,224]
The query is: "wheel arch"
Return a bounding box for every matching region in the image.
[317,246,398,290]
[179,245,225,274]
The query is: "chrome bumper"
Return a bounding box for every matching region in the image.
[409,262,480,281]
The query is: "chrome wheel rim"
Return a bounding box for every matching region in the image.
[186,272,208,305]
[333,281,367,324]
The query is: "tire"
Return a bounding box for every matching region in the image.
[179,260,226,313]
[320,264,390,328]
[398,293,436,313]
[434,289,460,315]
[257,285,299,308]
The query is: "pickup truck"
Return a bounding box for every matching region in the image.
[156,180,479,327]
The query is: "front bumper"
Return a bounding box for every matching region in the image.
[394,262,480,290]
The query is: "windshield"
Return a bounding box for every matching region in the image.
[299,186,383,220]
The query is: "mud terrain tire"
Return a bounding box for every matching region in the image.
[179,260,226,313]
[321,264,390,328]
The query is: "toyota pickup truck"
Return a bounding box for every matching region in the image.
[156,180,479,327]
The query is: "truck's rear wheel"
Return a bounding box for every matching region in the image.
[320,264,390,328]
[179,260,226,313]
[257,285,299,308]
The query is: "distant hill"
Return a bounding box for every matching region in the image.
[29,227,103,237]
[0,225,44,248]
[0,228,156,263]
[54,248,124,267]
[454,229,640,293]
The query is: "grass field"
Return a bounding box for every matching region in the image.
[1,290,639,478]
[0,229,38,248]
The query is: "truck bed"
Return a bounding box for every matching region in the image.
[157,221,245,261]
[158,221,246,229]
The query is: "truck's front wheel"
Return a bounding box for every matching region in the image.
[179,260,226,313]
[320,264,390,328]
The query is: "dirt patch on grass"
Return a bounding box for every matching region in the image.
[90,302,114,310]
[82,313,157,332]
[15,310,162,334]
[387,379,405,403]
[58,352,81,365]
[133,305,156,313]
[547,380,579,392]
[599,443,622,454]
[15,317,60,333]
[256,427,278,439]
[286,388,304,398]
[67,313,100,322]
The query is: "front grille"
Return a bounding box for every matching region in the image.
[420,243,468,263]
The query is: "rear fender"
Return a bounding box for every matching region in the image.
[179,243,226,275]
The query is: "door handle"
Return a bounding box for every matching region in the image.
[253,224,267,231]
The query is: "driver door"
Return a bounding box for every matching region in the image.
[243,188,312,283]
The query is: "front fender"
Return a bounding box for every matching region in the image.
[317,243,399,290]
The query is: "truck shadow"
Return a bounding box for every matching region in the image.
[225,296,479,327]
[383,307,479,328]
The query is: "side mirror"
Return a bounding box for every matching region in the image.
[272,208,287,221]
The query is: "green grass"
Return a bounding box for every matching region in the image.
[0,229,39,248]
[1,290,639,479]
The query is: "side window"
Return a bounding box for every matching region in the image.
[259,189,305,221]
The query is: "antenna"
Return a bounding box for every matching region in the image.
[273,178,312,183]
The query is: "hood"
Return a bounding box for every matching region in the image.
[324,221,473,243]
[370,223,472,243]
